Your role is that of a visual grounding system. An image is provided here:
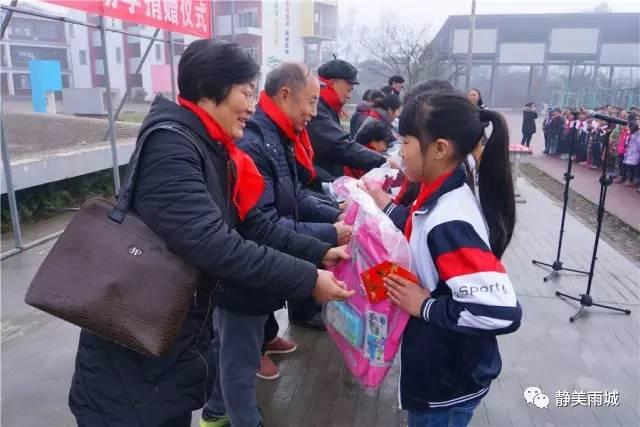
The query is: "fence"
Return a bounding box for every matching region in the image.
[551,87,640,109]
[0,2,189,259]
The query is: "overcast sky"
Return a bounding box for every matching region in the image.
[5,0,640,38]
[337,0,640,36]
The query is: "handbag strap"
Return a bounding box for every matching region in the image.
[109,122,206,224]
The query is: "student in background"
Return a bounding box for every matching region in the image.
[382,75,406,96]
[617,116,640,186]
[614,113,631,180]
[353,94,401,141]
[345,120,395,179]
[521,102,537,148]
[350,89,384,138]
[573,111,590,163]
[467,88,485,109]
[546,108,564,155]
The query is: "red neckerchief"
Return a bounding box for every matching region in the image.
[404,171,454,239]
[178,96,265,221]
[393,179,411,205]
[577,119,587,132]
[257,91,317,182]
[318,77,345,117]
[343,144,376,179]
[368,110,382,120]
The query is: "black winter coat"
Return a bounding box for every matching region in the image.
[237,107,340,245]
[522,110,538,135]
[307,98,386,181]
[548,116,565,137]
[69,96,330,426]
[350,101,370,138]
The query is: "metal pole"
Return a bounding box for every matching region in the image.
[526,65,534,103]
[568,63,574,87]
[465,0,476,92]
[1,5,100,29]
[1,229,64,260]
[168,31,177,101]
[0,105,23,249]
[99,16,120,194]
[103,28,161,141]
[0,0,18,40]
[607,66,614,90]
[231,0,236,42]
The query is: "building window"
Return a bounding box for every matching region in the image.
[155,44,162,61]
[116,47,122,63]
[15,74,31,90]
[237,9,258,28]
[172,37,185,55]
[11,46,69,69]
[79,50,87,65]
[68,23,74,38]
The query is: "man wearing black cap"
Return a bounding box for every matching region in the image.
[306,59,388,186]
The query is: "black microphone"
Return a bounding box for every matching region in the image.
[585,110,628,126]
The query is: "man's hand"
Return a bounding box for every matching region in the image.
[362,182,392,210]
[322,245,350,267]
[334,221,353,246]
[384,274,431,317]
[312,270,355,304]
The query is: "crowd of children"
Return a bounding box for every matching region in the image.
[540,105,640,194]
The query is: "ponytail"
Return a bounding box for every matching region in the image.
[478,109,516,258]
[411,93,516,258]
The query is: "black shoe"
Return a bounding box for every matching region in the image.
[291,312,326,331]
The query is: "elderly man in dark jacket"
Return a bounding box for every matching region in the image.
[307,59,389,186]
[237,63,354,375]
[68,41,352,427]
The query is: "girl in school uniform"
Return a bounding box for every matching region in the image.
[384,93,522,427]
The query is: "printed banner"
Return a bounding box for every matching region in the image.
[44,0,211,38]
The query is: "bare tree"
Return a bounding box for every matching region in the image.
[360,23,463,88]
[335,8,369,64]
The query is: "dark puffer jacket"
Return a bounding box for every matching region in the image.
[307,98,386,182]
[237,107,340,245]
[69,95,330,426]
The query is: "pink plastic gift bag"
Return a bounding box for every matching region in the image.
[323,183,412,389]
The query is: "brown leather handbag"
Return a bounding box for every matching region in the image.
[25,122,203,357]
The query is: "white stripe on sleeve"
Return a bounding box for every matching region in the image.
[445,271,517,307]
[457,310,514,330]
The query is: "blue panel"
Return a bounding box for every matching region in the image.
[29,60,62,113]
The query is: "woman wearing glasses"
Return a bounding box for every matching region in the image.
[69,40,353,427]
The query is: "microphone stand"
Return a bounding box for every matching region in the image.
[555,125,632,322]
[532,120,590,282]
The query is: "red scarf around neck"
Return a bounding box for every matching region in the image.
[404,171,453,239]
[393,179,411,205]
[257,91,317,182]
[177,96,265,221]
[368,110,383,120]
[318,77,345,117]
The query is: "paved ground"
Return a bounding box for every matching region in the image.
[2,178,638,427]
[502,112,640,231]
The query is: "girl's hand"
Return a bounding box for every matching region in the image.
[384,274,431,317]
[361,181,392,209]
